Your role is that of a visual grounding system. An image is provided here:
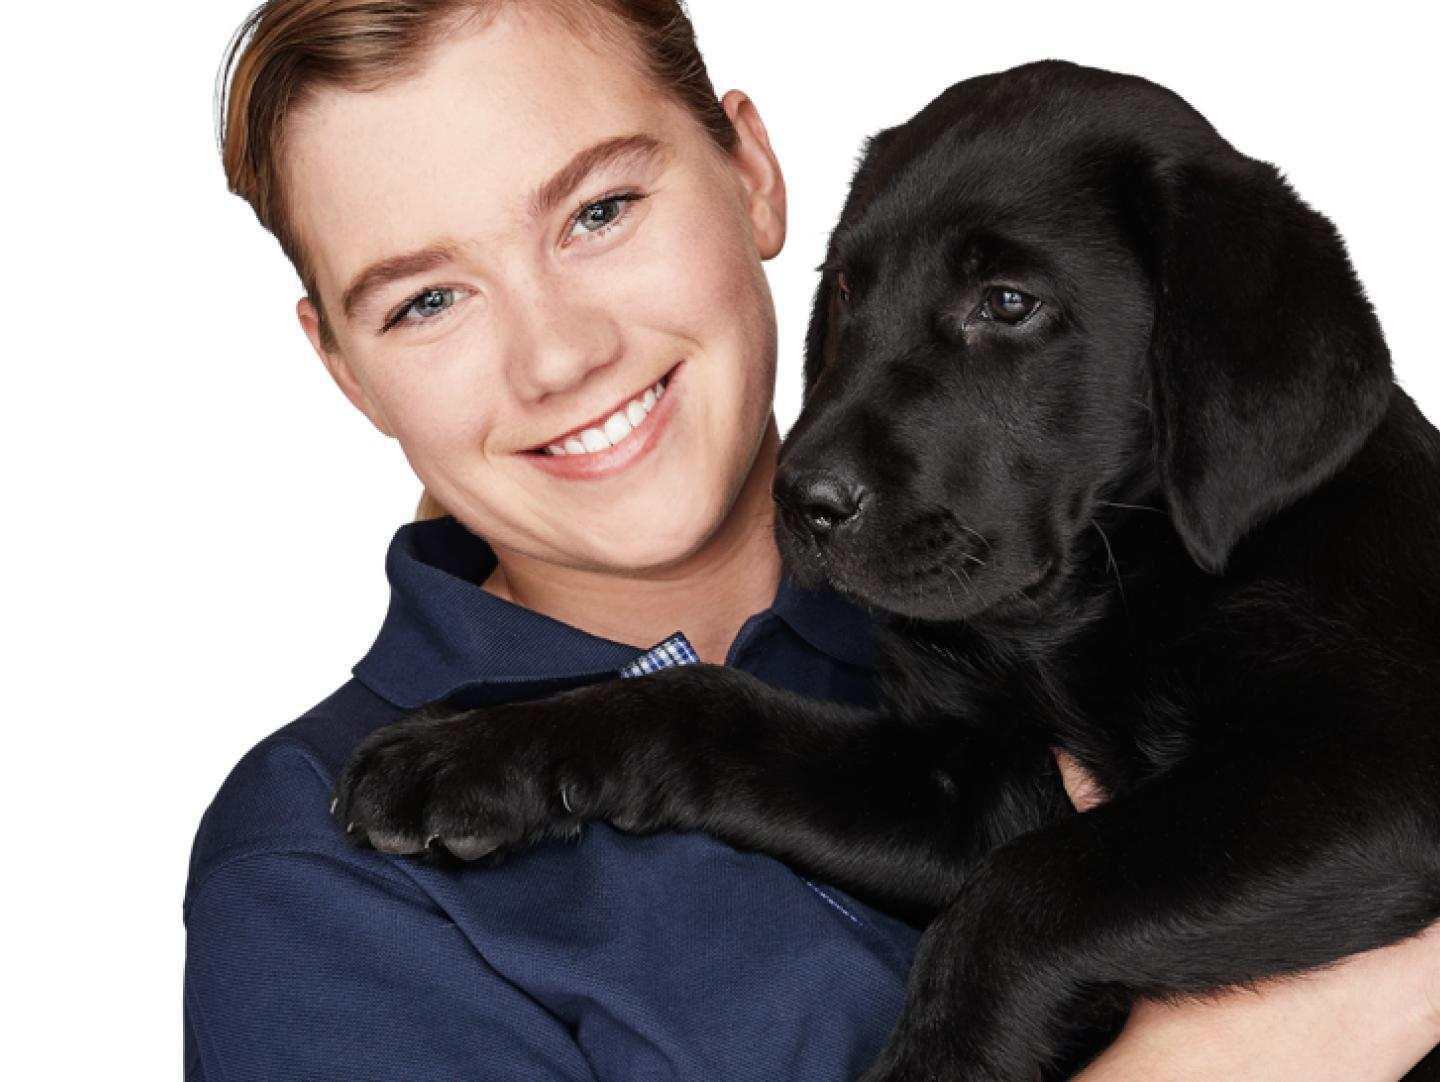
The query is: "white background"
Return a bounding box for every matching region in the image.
[4,0,1435,1073]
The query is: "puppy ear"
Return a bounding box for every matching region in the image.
[1140,153,1392,573]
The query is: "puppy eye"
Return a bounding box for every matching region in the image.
[837,271,852,303]
[984,287,1040,324]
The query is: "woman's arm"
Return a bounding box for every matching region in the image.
[1075,925,1440,1081]
[1054,751,1440,1081]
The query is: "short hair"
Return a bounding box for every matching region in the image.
[216,0,736,350]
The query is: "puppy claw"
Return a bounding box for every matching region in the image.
[443,836,502,861]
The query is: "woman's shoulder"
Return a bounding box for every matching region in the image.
[184,678,405,913]
[182,680,921,1081]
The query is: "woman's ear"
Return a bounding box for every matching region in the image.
[720,89,786,259]
[296,296,395,438]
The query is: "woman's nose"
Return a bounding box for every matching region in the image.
[505,286,623,403]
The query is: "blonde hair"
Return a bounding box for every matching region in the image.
[414,489,449,520]
[216,0,735,520]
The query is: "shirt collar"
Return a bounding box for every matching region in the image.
[353,516,874,709]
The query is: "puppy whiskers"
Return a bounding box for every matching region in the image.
[1096,500,1165,515]
[938,564,975,614]
[940,570,960,611]
[1091,518,1128,618]
[956,523,992,550]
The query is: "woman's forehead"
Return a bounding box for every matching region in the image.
[282,5,698,297]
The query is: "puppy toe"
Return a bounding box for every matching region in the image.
[366,829,428,855]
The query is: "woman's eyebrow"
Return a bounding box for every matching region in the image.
[340,134,669,324]
[342,242,465,321]
[529,132,669,220]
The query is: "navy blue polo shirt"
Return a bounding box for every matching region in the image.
[184,516,920,1081]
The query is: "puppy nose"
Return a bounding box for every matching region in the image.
[775,468,868,537]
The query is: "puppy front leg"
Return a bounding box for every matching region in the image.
[863,737,1440,1082]
[335,664,1018,919]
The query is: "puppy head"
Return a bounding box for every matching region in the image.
[776,61,1392,623]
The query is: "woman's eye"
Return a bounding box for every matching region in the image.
[983,287,1041,324]
[410,287,454,319]
[383,286,464,333]
[566,193,644,244]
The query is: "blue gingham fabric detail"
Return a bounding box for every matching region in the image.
[618,631,699,679]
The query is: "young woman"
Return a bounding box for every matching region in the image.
[187,2,1440,1078]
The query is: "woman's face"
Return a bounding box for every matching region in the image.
[286,5,786,573]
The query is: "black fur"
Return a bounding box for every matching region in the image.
[335,62,1440,1079]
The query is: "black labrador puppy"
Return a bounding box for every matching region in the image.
[335,62,1440,1080]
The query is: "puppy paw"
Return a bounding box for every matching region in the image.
[331,703,579,860]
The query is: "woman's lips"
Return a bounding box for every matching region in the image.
[522,361,682,481]
[539,374,667,456]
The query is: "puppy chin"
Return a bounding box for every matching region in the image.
[864,574,1015,623]
[777,514,1060,623]
[774,521,838,590]
[781,546,957,622]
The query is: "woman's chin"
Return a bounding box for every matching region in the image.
[575,515,719,575]
[617,481,758,568]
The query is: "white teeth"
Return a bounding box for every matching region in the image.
[544,377,668,457]
[579,428,611,452]
[602,412,632,444]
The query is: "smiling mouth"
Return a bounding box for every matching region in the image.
[527,369,672,458]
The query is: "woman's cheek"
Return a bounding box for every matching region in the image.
[683,221,757,322]
[380,336,506,454]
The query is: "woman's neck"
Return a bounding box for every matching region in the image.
[484,419,783,664]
